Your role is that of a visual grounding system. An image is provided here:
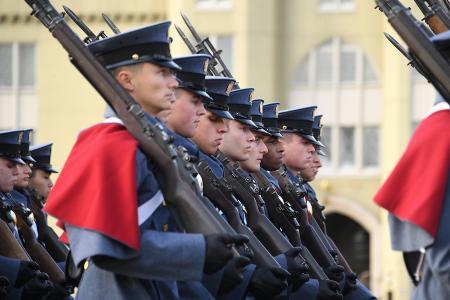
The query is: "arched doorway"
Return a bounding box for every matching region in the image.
[326,213,371,288]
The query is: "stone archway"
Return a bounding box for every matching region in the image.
[324,196,382,297]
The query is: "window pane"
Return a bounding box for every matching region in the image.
[340,49,356,82]
[0,44,13,87]
[293,55,309,85]
[216,36,233,74]
[363,56,377,82]
[19,44,35,87]
[316,45,332,83]
[339,127,354,168]
[363,126,379,167]
[320,126,332,167]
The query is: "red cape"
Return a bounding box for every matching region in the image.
[45,123,140,250]
[374,109,450,238]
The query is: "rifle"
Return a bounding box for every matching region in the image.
[375,0,450,103]
[24,0,241,243]
[197,160,282,269]
[175,13,238,86]
[254,171,344,279]
[271,168,355,277]
[10,198,66,283]
[216,152,328,279]
[0,197,30,261]
[414,0,450,33]
[25,188,69,262]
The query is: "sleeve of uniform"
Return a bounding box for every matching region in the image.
[67,224,206,281]
[0,255,23,299]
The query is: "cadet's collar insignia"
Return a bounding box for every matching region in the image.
[226,82,234,95]
[131,53,140,61]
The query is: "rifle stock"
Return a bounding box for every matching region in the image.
[24,0,233,237]
[12,202,66,283]
[0,218,30,261]
[217,153,327,279]
[272,169,355,276]
[197,160,282,269]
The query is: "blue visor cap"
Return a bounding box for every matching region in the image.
[204,76,235,120]
[312,115,325,147]
[20,129,36,163]
[0,130,25,165]
[262,102,283,138]
[30,143,58,173]
[88,21,181,71]
[278,106,323,147]
[227,88,258,128]
[250,99,270,135]
[174,54,212,102]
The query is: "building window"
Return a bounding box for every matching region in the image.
[0,42,37,129]
[290,37,380,175]
[362,126,379,167]
[208,35,233,75]
[196,0,232,10]
[318,0,356,12]
[339,126,355,169]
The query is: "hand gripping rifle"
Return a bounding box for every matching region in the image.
[24,0,240,242]
[197,160,282,269]
[255,170,345,283]
[271,169,356,280]
[10,197,66,283]
[25,188,69,263]
[216,152,328,280]
[375,0,450,103]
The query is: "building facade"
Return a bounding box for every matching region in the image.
[0,0,436,298]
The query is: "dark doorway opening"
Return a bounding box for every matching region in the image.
[326,213,370,287]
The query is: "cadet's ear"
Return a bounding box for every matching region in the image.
[115,69,135,92]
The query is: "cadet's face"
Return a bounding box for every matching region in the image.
[261,135,285,171]
[219,120,255,162]
[166,89,206,138]
[14,163,32,189]
[240,131,268,173]
[125,63,178,120]
[301,149,322,181]
[192,111,229,155]
[29,169,53,201]
[282,134,315,173]
[0,158,19,193]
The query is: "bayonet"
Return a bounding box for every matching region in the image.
[102,13,121,34]
[63,5,107,43]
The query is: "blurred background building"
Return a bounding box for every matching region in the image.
[0,0,437,298]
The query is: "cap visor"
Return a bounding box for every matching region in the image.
[23,155,36,164]
[152,60,182,71]
[6,157,26,165]
[235,117,258,129]
[208,108,234,120]
[302,134,322,146]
